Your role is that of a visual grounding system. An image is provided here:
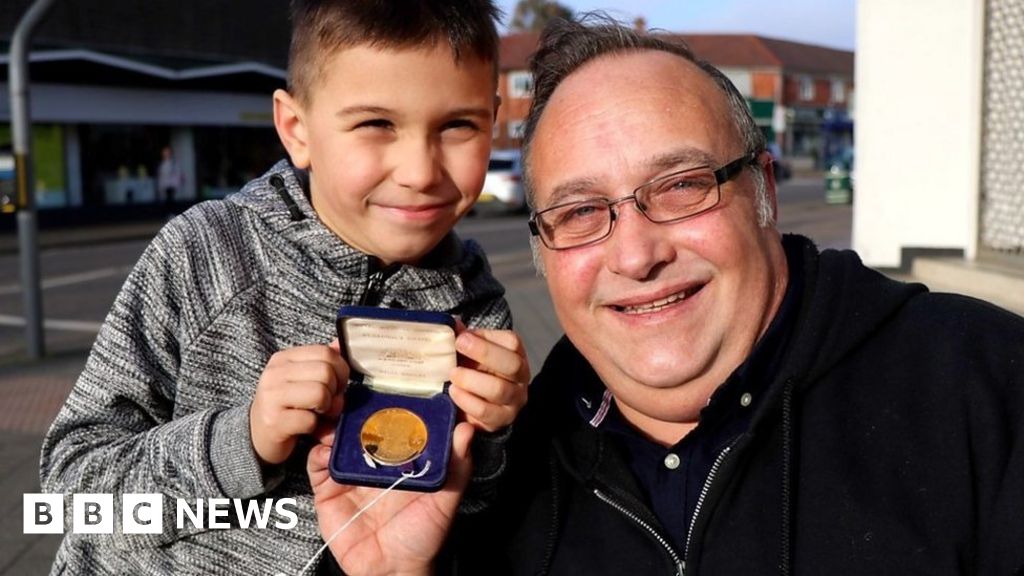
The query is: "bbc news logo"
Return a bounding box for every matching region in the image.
[24,494,299,534]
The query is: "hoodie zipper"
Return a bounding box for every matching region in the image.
[593,488,685,575]
[358,259,399,306]
[683,444,734,569]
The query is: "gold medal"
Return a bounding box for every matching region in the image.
[359,408,429,466]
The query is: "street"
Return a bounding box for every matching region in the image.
[0,176,848,363]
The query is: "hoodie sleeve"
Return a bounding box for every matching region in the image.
[38,211,273,550]
[448,240,518,514]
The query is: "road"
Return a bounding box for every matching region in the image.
[0,176,848,362]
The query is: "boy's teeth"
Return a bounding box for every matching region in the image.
[621,290,688,314]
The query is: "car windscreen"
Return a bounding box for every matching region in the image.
[488,159,515,170]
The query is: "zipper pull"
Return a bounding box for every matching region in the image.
[359,258,398,306]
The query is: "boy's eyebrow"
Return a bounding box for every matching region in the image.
[334,106,493,119]
[336,105,394,118]
[446,107,494,119]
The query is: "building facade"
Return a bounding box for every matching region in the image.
[493,31,855,169]
[1,0,289,225]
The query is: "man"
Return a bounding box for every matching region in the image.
[310,15,1024,575]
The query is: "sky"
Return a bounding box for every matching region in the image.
[496,0,856,51]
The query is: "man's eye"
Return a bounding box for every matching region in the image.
[667,175,706,191]
[557,202,605,225]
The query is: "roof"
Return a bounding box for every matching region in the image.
[676,34,854,76]
[498,32,854,76]
[499,32,541,71]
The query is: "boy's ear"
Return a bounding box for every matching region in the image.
[494,94,501,120]
[273,89,311,169]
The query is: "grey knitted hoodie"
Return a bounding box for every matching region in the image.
[39,160,511,575]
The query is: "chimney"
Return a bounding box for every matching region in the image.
[634,16,647,33]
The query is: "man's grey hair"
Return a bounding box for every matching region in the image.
[522,14,774,274]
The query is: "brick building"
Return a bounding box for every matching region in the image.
[494,32,855,169]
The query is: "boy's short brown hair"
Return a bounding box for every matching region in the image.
[287,0,502,106]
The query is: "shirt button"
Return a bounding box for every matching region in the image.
[740,392,753,407]
[664,453,681,470]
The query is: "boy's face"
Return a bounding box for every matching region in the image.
[274,44,497,265]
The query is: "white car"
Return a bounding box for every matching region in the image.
[478,150,526,213]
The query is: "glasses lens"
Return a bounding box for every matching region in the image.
[640,168,719,222]
[538,200,611,248]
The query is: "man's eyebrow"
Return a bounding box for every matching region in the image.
[644,148,718,172]
[539,148,720,208]
[544,178,603,207]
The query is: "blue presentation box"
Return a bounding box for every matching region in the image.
[329,306,457,492]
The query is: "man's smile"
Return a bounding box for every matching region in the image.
[609,282,707,315]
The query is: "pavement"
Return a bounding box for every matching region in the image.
[1,209,1022,575]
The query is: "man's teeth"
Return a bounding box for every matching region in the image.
[620,290,689,314]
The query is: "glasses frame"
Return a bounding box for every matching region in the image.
[528,151,760,250]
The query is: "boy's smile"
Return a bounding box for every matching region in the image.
[274,44,497,265]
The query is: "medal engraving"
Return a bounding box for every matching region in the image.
[360,408,429,466]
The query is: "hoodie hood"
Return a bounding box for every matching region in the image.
[222,159,505,315]
[778,234,927,388]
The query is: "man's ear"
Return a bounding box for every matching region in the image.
[494,93,502,121]
[273,89,311,169]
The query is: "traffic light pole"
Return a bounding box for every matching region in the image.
[9,0,58,359]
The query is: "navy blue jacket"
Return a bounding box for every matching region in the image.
[452,235,1024,575]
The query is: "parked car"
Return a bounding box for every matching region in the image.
[478,149,525,214]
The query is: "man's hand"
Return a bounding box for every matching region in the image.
[251,341,347,465]
[448,327,530,432]
[307,422,475,576]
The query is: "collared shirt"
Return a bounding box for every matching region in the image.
[576,240,804,552]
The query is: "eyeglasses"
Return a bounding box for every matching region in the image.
[528,151,759,250]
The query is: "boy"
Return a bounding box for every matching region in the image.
[39,1,527,574]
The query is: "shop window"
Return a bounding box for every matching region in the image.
[508,71,533,99]
[800,76,816,101]
[831,79,846,103]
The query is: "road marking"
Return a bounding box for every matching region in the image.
[0,266,132,296]
[0,314,103,333]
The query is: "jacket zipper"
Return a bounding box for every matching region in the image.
[593,488,685,576]
[683,444,734,569]
[358,259,397,306]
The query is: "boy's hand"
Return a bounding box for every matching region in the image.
[448,327,529,432]
[250,340,348,466]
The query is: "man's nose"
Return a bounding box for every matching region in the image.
[392,139,443,191]
[604,203,675,280]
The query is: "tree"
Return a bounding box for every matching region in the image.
[509,0,573,32]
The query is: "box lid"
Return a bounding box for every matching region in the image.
[337,306,456,397]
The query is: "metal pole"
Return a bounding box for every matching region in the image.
[9,0,58,359]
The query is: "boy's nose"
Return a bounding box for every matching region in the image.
[393,140,443,192]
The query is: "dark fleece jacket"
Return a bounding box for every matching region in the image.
[452,234,1024,575]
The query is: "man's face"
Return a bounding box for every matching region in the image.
[530,51,787,428]
[275,44,496,265]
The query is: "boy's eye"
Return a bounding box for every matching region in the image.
[443,119,480,132]
[354,119,393,130]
